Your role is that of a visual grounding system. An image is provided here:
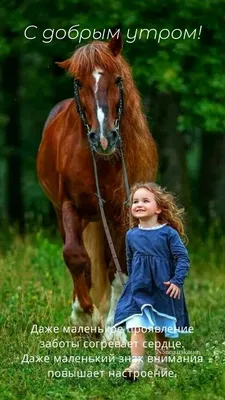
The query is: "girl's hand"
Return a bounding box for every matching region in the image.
[163,281,181,299]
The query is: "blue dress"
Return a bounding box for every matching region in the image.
[113,224,190,339]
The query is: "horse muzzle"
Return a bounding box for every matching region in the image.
[88,130,120,155]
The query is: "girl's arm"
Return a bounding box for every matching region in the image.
[168,229,190,287]
[126,233,133,276]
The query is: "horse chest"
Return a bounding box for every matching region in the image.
[68,184,123,221]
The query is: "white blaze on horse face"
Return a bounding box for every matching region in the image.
[93,69,108,150]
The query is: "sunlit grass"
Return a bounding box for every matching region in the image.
[0,229,225,399]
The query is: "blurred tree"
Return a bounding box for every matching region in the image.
[151,92,190,208]
[199,132,225,222]
[2,31,24,232]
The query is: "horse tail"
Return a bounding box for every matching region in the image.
[83,221,110,315]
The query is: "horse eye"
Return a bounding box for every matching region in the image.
[115,76,122,85]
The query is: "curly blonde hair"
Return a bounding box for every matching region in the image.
[128,182,188,244]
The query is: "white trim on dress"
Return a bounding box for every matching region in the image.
[138,223,167,230]
[113,302,177,329]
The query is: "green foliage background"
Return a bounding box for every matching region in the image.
[1,0,225,225]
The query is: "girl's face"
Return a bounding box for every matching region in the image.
[131,188,161,220]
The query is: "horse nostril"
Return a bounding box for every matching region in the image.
[111,130,118,141]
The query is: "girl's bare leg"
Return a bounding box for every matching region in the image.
[155,332,169,371]
[131,328,145,357]
[123,328,145,381]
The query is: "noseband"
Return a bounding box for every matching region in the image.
[73,75,130,286]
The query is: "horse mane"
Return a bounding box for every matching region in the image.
[65,41,158,190]
[67,41,120,75]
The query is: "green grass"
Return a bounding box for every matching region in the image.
[0,229,225,400]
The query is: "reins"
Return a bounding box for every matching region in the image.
[73,77,130,286]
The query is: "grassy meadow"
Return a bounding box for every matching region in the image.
[0,227,225,400]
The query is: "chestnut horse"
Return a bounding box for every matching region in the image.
[37,33,158,342]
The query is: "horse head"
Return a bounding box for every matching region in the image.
[57,33,124,155]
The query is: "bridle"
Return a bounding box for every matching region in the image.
[73,76,130,286]
[73,76,124,149]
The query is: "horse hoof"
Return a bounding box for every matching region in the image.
[101,326,127,346]
[71,303,103,333]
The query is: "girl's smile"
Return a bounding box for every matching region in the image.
[131,188,161,222]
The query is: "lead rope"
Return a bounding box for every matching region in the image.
[90,148,126,286]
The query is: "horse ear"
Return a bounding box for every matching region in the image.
[55,59,71,70]
[108,30,123,56]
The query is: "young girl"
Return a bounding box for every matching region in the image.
[113,182,190,381]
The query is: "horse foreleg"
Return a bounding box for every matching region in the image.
[61,200,103,332]
[102,224,128,344]
[54,208,65,243]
